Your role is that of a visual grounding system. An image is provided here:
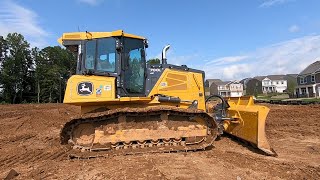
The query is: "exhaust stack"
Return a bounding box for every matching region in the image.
[161,44,170,64]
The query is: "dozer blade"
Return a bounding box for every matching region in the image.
[224,96,276,156]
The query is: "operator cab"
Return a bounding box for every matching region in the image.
[59,30,148,97]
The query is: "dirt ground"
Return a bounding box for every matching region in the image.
[0,103,319,180]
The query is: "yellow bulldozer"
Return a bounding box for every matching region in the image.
[58,30,276,158]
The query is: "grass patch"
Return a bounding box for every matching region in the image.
[300,98,320,102]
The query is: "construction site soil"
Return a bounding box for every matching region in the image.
[0,103,319,179]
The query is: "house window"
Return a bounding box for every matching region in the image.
[276,81,279,84]
[311,75,315,82]
[300,77,307,84]
[281,81,284,84]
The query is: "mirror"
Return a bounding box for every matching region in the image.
[144,39,149,48]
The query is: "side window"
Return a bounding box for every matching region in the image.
[123,38,146,94]
[299,77,304,84]
[97,38,116,72]
[85,40,95,70]
[311,75,315,82]
[127,48,145,93]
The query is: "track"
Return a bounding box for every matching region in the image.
[61,106,218,159]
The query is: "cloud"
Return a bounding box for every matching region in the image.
[259,0,293,8]
[202,35,320,80]
[289,25,300,33]
[78,0,105,6]
[0,0,48,47]
[206,55,248,66]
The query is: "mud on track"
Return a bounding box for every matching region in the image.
[0,103,319,179]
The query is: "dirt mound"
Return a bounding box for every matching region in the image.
[0,103,319,179]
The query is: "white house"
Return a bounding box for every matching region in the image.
[209,80,244,97]
[261,75,287,93]
[228,81,244,97]
[217,82,230,97]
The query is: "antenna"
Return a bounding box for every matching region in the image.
[77,26,81,32]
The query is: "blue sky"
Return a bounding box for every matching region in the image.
[1,0,320,80]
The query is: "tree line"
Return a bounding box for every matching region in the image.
[0,33,76,104]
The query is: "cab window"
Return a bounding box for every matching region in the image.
[84,38,117,72]
[123,38,146,94]
[85,40,95,70]
[97,38,116,72]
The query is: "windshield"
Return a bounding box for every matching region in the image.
[85,38,117,72]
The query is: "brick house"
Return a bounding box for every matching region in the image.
[295,61,320,98]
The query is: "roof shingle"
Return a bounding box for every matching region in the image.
[299,61,320,75]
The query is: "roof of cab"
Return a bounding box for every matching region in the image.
[57,30,145,45]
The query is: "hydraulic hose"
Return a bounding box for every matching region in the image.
[205,94,230,111]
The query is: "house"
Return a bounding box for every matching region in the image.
[209,80,243,97]
[240,78,250,95]
[205,79,223,96]
[260,75,287,93]
[242,78,262,96]
[295,61,320,98]
[210,81,230,96]
[228,81,244,97]
[205,79,222,87]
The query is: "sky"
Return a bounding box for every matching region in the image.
[0,0,320,80]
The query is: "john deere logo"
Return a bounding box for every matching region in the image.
[77,82,93,95]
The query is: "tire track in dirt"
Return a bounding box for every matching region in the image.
[0,148,68,169]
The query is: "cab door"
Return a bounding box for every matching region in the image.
[122,38,146,96]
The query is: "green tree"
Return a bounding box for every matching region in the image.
[147,58,161,65]
[0,33,33,103]
[0,36,8,64]
[0,36,8,102]
[287,79,296,97]
[35,46,75,103]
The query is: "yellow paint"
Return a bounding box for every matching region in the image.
[64,67,206,112]
[224,96,274,155]
[148,68,206,110]
[57,30,145,45]
[64,75,116,104]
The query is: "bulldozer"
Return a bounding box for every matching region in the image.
[58,30,276,158]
